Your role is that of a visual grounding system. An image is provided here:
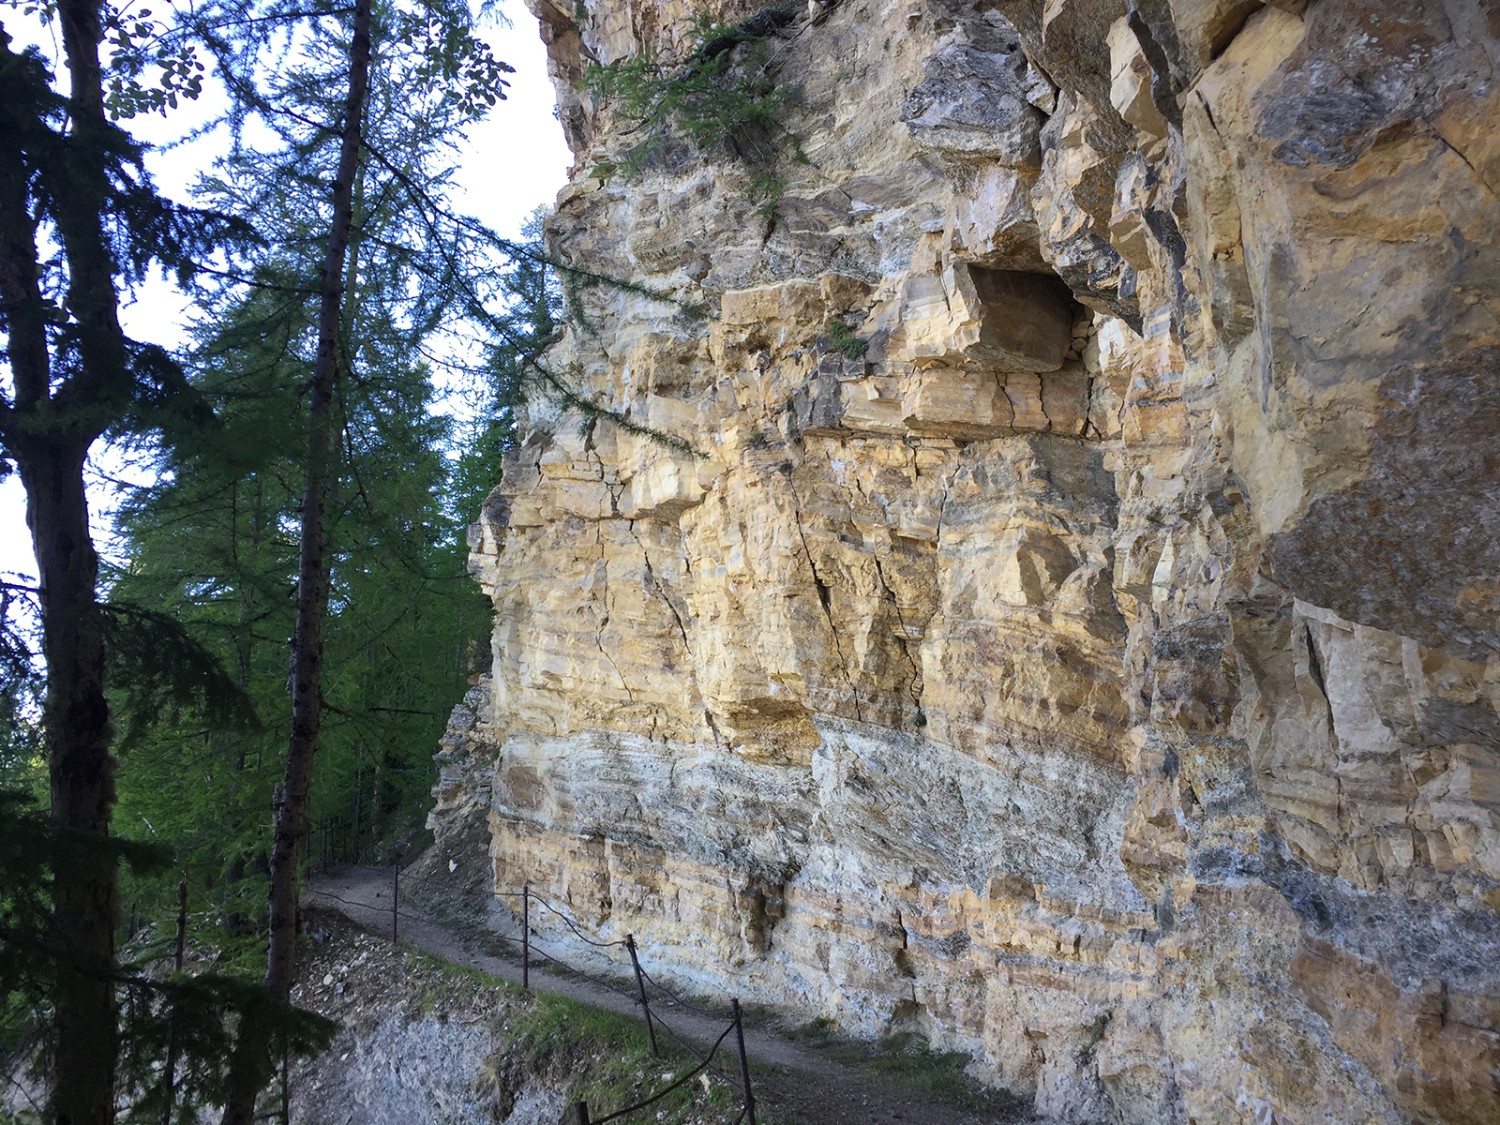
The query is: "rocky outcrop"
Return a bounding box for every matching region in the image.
[442,1,1500,1120]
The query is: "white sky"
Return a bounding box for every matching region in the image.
[0,0,571,591]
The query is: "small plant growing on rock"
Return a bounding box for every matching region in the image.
[1076,1010,1112,1064]
[824,316,868,360]
[583,6,806,209]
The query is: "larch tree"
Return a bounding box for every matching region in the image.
[2,0,576,1114]
[175,0,513,1114]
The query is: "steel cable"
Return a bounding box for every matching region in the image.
[637,963,735,1019]
[648,1009,750,1099]
[591,1018,737,1124]
[308,873,755,1120]
[528,894,631,948]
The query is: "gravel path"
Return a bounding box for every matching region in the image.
[306,864,1037,1124]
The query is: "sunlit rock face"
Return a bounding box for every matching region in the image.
[436,1,1500,1119]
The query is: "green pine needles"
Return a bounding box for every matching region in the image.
[583,6,805,210]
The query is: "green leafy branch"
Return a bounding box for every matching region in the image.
[353,135,710,458]
[583,6,805,209]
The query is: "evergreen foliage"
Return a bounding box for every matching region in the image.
[583,5,805,210]
[824,316,868,360]
[0,587,43,796]
[0,0,687,1115]
[0,788,337,1119]
[0,4,266,1113]
[0,0,535,1115]
[104,0,532,948]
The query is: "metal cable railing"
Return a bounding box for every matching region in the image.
[589,1019,737,1124]
[305,855,760,1124]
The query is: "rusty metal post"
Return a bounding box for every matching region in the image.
[571,1101,590,1125]
[522,884,530,991]
[733,998,756,1125]
[625,934,659,1056]
[392,865,399,944]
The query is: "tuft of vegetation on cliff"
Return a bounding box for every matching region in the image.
[583,4,807,210]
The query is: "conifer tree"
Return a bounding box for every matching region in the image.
[0,5,246,1116]
[3,0,573,1112]
[141,0,515,1114]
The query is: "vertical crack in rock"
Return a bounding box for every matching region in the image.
[871,552,924,722]
[630,518,687,745]
[593,521,635,704]
[785,466,864,723]
[850,465,928,723]
[627,519,693,660]
[582,426,635,703]
[1301,620,1348,840]
[933,464,951,547]
[1125,4,1182,131]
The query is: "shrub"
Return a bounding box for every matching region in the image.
[583,7,805,210]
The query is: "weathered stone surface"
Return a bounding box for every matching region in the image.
[901,21,1045,160]
[1108,17,1170,138]
[450,0,1500,1119]
[426,681,496,845]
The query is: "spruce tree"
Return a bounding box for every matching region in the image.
[0,8,245,1117]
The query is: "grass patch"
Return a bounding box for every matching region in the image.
[1076,1010,1111,1065]
[398,943,517,1018]
[786,1020,1025,1115]
[823,317,867,360]
[871,1032,1026,1114]
[786,1015,841,1050]
[404,945,511,989]
[509,993,746,1123]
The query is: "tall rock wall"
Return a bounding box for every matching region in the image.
[438,1,1500,1119]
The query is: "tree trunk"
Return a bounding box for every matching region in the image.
[22,450,117,1125]
[219,0,372,1118]
[1,2,131,1117]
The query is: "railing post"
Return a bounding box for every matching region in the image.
[733,998,756,1125]
[522,884,531,992]
[625,934,659,1057]
[392,865,399,945]
[571,1101,590,1125]
[279,1033,290,1125]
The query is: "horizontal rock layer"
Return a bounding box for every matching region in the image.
[434,1,1500,1120]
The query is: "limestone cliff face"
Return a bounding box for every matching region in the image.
[436,1,1500,1119]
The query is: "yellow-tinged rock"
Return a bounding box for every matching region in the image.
[441,1,1500,1119]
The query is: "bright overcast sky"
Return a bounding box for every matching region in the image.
[0,0,571,588]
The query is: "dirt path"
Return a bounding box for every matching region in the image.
[306,864,1037,1124]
